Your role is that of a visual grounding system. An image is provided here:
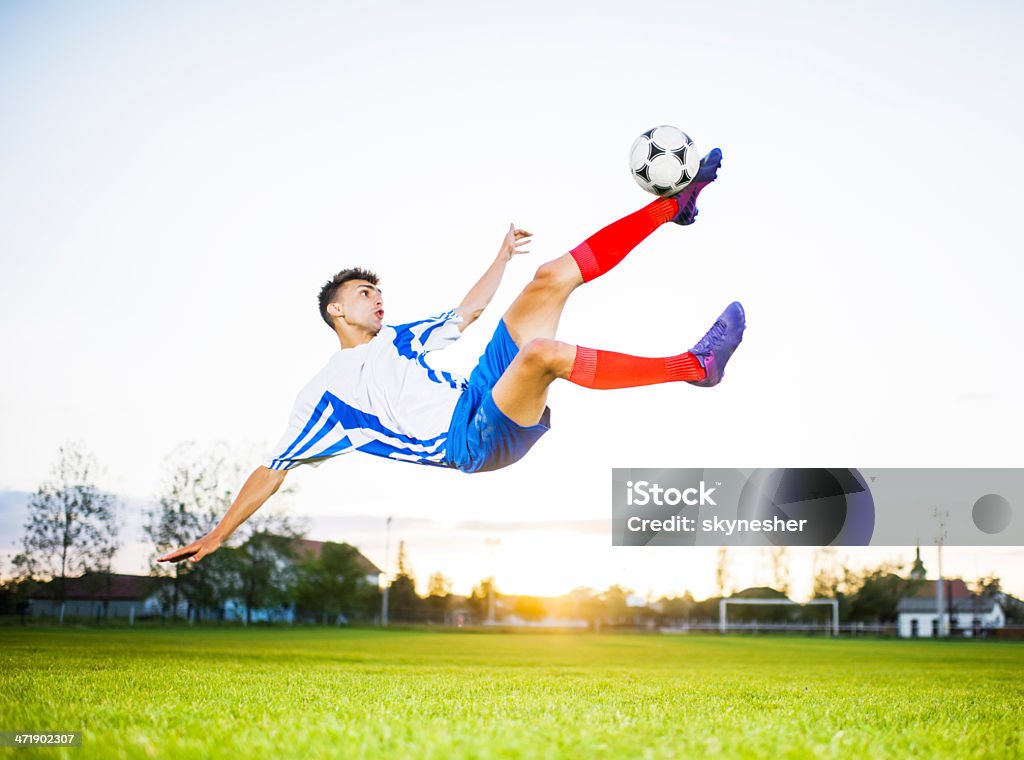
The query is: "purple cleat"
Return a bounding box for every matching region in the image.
[672,148,723,225]
[687,301,746,387]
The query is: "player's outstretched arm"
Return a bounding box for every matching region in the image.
[157,466,288,564]
[455,223,531,332]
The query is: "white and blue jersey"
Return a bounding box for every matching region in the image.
[264,309,468,471]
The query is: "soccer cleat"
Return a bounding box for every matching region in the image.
[687,301,746,387]
[672,148,723,225]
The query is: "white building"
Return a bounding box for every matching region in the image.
[896,578,1005,638]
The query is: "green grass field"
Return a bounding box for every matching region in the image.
[1,627,1022,759]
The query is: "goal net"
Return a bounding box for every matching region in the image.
[719,597,839,637]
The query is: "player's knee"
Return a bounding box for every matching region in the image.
[530,259,578,293]
[519,338,572,377]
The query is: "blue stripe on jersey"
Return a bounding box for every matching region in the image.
[390,311,464,390]
[391,310,457,359]
[356,439,448,466]
[269,390,449,469]
[277,393,332,461]
[313,436,354,459]
[391,318,432,359]
[416,354,463,390]
[323,391,448,447]
[289,406,339,459]
[416,354,440,384]
[271,435,352,470]
[438,367,464,390]
[418,318,449,346]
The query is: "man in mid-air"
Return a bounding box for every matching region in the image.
[159,149,744,565]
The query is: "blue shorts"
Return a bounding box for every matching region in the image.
[445,320,552,473]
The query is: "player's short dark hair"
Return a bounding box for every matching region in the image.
[318,268,380,329]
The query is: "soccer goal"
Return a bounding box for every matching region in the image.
[718,597,839,637]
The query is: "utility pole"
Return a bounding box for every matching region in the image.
[933,508,947,638]
[381,515,392,627]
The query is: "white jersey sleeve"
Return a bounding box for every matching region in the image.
[263,389,355,471]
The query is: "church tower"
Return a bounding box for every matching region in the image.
[909,544,927,580]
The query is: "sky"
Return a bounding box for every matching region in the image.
[1,1,1022,600]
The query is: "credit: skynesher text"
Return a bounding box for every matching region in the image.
[626,515,808,536]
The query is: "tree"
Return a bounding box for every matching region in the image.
[972,576,1024,624]
[846,563,921,623]
[396,540,411,577]
[469,577,499,624]
[812,548,843,599]
[730,585,791,623]
[657,592,694,626]
[13,445,119,618]
[973,576,1002,598]
[144,442,235,619]
[425,571,452,623]
[388,540,422,622]
[0,574,39,622]
[691,594,724,623]
[563,587,602,628]
[513,595,547,622]
[427,571,452,597]
[295,542,376,624]
[233,529,300,624]
[178,549,240,622]
[217,475,305,624]
[600,585,631,626]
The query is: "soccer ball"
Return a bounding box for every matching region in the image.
[629,125,700,196]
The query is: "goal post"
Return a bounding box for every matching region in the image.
[719,597,839,637]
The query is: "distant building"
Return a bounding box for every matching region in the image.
[908,545,927,581]
[289,538,382,587]
[896,578,1005,638]
[26,539,383,623]
[29,572,171,619]
[222,537,382,624]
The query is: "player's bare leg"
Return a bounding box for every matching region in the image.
[491,336,576,426]
[488,252,580,425]
[500,254,583,348]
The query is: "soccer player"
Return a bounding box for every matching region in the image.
[158,149,744,565]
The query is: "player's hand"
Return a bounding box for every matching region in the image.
[499,223,532,262]
[157,533,224,564]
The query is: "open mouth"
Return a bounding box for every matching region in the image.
[375,309,384,319]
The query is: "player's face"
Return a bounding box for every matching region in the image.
[338,280,384,333]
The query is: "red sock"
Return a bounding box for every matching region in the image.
[570,197,679,282]
[568,346,705,389]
